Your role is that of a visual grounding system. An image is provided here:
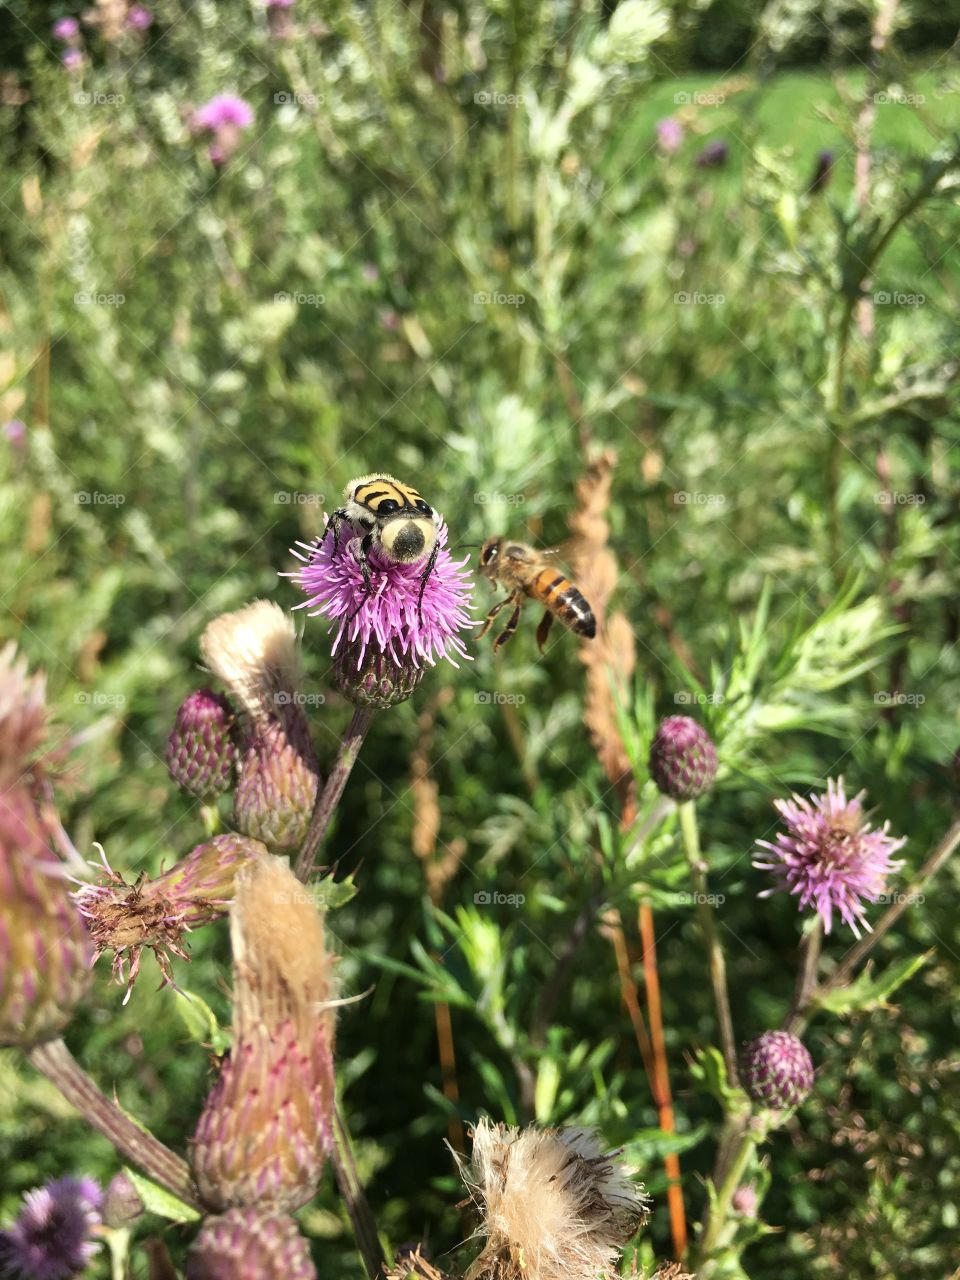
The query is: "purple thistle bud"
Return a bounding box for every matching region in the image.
[126,6,153,29]
[166,688,237,800]
[51,16,80,41]
[741,1030,814,1110]
[696,139,729,169]
[190,859,336,1213]
[648,715,718,801]
[193,95,254,132]
[233,717,319,850]
[731,1183,758,1216]
[102,1172,143,1229]
[753,777,906,936]
[287,518,473,710]
[74,833,266,1000]
[187,1210,316,1279]
[61,49,84,70]
[655,117,683,153]
[0,1176,102,1279]
[4,419,27,448]
[807,148,835,194]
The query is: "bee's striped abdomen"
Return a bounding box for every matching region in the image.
[529,569,596,638]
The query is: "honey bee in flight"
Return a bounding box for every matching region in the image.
[476,537,596,651]
[325,474,441,618]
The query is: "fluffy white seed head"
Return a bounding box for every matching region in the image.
[200,600,303,727]
[459,1119,649,1280]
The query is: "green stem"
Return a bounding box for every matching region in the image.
[295,706,377,882]
[782,917,822,1036]
[695,1122,761,1271]
[331,1103,386,1280]
[679,801,738,1085]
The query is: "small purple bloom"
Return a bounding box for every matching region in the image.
[126,6,154,29]
[655,117,683,153]
[193,95,255,132]
[696,139,729,169]
[0,1177,102,1279]
[52,17,80,41]
[4,419,27,447]
[754,777,906,937]
[61,49,84,70]
[287,521,473,670]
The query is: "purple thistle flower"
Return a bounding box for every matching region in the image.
[655,117,683,153]
[4,420,27,448]
[753,777,906,937]
[126,6,154,30]
[0,1177,102,1279]
[695,139,729,169]
[193,95,255,132]
[287,521,473,672]
[61,49,84,70]
[51,17,80,41]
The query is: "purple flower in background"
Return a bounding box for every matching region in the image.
[193,95,255,132]
[754,777,906,936]
[126,6,154,30]
[655,117,683,153]
[288,521,473,671]
[4,419,27,447]
[696,139,729,169]
[61,49,84,70]
[266,0,296,7]
[0,1176,102,1279]
[51,17,80,41]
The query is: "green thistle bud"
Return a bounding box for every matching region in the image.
[233,718,319,851]
[187,1209,317,1279]
[166,689,237,800]
[0,784,93,1047]
[189,857,336,1213]
[333,634,423,709]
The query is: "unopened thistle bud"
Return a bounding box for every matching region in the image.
[166,689,237,799]
[332,637,424,709]
[648,715,717,802]
[741,1030,814,1111]
[187,1209,316,1280]
[460,1119,649,1280]
[74,833,266,1000]
[0,645,92,1048]
[190,856,336,1213]
[201,602,321,851]
[102,1172,144,1229]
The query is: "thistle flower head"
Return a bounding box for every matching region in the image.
[287,520,473,675]
[126,6,153,29]
[655,117,683,152]
[753,777,906,936]
[459,1118,648,1280]
[190,856,336,1212]
[696,139,729,168]
[166,688,237,800]
[187,1209,316,1279]
[0,1176,102,1279]
[0,642,48,785]
[741,1030,814,1111]
[74,834,265,1002]
[51,16,80,41]
[648,715,717,801]
[193,95,254,131]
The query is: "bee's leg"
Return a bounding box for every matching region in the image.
[324,509,345,554]
[477,596,513,640]
[345,532,375,621]
[535,609,555,652]
[493,602,523,652]
[416,540,440,623]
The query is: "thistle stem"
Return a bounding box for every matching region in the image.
[782,918,823,1035]
[28,1037,202,1209]
[331,1103,386,1279]
[678,801,738,1085]
[295,706,377,882]
[695,1121,761,1272]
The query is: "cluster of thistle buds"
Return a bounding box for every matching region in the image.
[166,600,321,851]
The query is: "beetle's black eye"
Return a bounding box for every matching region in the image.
[377,499,401,515]
[415,500,433,516]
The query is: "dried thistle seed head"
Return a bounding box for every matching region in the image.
[653,1265,697,1280]
[200,601,305,731]
[190,856,336,1212]
[74,834,266,1001]
[460,1119,649,1280]
[648,716,718,802]
[233,717,319,851]
[186,1209,317,1280]
[0,783,93,1048]
[166,689,237,799]
[386,1245,451,1280]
